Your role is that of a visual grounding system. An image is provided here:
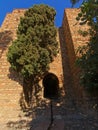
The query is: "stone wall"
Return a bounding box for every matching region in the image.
[49,30,63,87]
[62,8,89,99]
[0,9,25,89]
[0,9,64,100]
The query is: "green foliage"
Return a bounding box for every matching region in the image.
[76,0,98,27]
[70,0,80,7]
[78,29,89,37]
[76,0,98,91]
[7,4,58,79]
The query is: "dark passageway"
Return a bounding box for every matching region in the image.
[43,73,59,99]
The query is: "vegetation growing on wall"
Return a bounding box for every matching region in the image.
[76,0,98,92]
[7,4,58,106]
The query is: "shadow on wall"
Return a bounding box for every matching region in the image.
[0,30,23,88]
[0,30,13,58]
[7,71,66,130]
[7,68,43,111]
[8,67,23,86]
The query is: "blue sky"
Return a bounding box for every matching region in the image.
[0,0,82,27]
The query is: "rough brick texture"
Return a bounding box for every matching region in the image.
[62,8,90,99]
[0,9,25,87]
[0,9,27,128]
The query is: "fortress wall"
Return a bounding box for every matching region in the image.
[1,9,26,38]
[0,9,25,89]
[0,9,64,98]
[49,30,64,88]
[62,8,89,98]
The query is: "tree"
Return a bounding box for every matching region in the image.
[7,4,58,106]
[70,0,80,7]
[76,0,98,91]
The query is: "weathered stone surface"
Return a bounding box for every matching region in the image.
[62,8,90,100]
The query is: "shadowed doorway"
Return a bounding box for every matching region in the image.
[43,73,59,99]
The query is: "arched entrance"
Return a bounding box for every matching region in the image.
[43,73,59,99]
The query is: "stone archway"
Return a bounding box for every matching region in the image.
[43,73,59,99]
